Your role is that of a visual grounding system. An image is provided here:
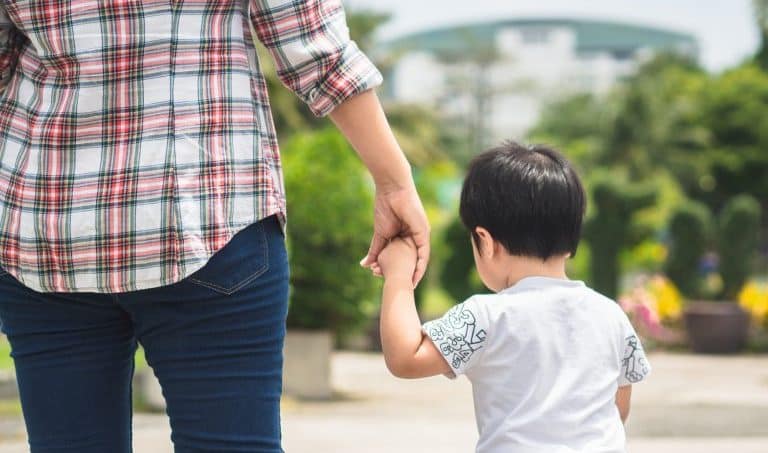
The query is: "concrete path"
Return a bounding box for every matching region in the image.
[1,352,767,452]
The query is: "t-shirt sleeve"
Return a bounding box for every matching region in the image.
[422,298,489,377]
[618,315,652,386]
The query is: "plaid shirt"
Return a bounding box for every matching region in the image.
[0,0,382,293]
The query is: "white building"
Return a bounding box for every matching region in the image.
[376,18,699,144]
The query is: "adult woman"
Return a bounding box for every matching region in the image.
[0,1,429,452]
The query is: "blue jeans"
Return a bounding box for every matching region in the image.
[0,216,288,453]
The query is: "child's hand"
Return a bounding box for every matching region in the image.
[374,237,418,282]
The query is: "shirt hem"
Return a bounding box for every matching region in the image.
[6,208,285,294]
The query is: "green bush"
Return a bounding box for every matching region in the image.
[664,201,711,298]
[718,195,762,299]
[584,177,656,298]
[439,217,484,302]
[282,129,378,339]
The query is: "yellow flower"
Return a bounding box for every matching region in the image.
[649,276,683,321]
[739,282,768,323]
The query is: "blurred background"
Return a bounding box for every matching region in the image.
[1,1,768,452]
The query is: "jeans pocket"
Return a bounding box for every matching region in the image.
[187,220,270,296]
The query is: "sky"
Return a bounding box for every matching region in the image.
[345,0,761,72]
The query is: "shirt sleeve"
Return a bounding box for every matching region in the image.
[0,4,23,93]
[246,0,383,117]
[423,298,489,377]
[618,316,652,386]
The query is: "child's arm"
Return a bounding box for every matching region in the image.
[615,385,632,423]
[376,238,452,379]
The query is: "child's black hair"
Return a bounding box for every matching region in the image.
[459,141,586,260]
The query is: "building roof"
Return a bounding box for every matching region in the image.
[377,17,698,59]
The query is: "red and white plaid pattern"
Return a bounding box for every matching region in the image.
[0,0,382,293]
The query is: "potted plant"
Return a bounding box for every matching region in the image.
[739,281,768,350]
[666,196,762,354]
[281,129,378,399]
[619,275,686,349]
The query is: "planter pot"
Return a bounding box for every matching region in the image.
[684,301,750,354]
[283,329,333,400]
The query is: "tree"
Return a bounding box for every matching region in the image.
[663,195,762,301]
[584,176,657,298]
[531,54,710,189]
[529,49,768,297]
[439,218,484,302]
[718,195,762,299]
[528,93,613,171]
[755,0,768,70]
[282,129,378,340]
[696,65,768,215]
[604,54,709,182]
[383,104,451,167]
[664,201,712,298]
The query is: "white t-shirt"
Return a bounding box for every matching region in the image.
[423,276,651,453]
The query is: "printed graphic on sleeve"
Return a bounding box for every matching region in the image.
[425,304,487,370]
[622,335,650,383]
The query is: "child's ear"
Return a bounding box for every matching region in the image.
[474,227,495,258]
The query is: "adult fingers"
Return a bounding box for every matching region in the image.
[360,232,388,268]
[411,228,431,287]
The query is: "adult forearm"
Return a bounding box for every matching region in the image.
[329,90,413,191]
[380,278,423,374]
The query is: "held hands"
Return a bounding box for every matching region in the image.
[374,236,418,284]
[360,185,430,286]
[326,89,430,286]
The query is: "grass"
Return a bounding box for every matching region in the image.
[0,336,12,371]
[134,346,148,371]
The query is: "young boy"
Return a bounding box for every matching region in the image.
[375,142,650,452]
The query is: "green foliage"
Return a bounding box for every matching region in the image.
[696,65,768,211]
[566,242,591,283]
[533,54,768,296]
[534,54,709,180]
[660,194,762,301]
[621,240,667,275]
[583,176,657,298]
[718,195,762,299]
[384,104,451,167]
[528,94,613,170]
[756,0,768,69]
[411,162,461,310]
[758,30,768,71]
[664,201,712,298]
[605,54,709,182]
[439,218,484,302]
[282,129,377,338]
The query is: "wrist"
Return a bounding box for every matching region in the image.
[373,159,413,194]
[383,273,414,289]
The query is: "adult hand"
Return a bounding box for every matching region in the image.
[361,184,430,287]
[328,90,431,286]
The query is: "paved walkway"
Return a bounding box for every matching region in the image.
[1,352,767,452]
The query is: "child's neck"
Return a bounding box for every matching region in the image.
[501,255,568,290]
